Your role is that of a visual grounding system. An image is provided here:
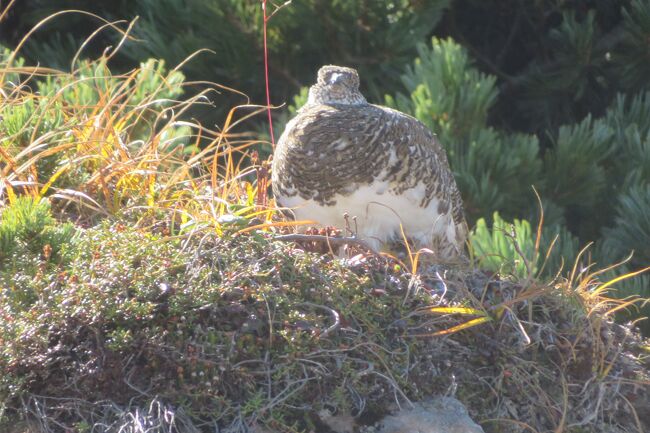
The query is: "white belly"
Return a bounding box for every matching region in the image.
[279,181,456,251]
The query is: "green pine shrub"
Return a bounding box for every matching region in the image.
[602,184,650,268]
[618,0,650,91]
[469,212,581,280]
[383,36,648,331]
[0,196,75,308]
[1,48,195,216]
[4,0,650,134]
[2,0,451,124]
[604,92,650,191]
[0,196,74,263]
[386,38,542,224]
[541,115,615,240]
[514,10,610,132]
[470,212,536,278]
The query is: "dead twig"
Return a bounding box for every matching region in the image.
[298,302,341,339]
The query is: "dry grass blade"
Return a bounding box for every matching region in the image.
[481,418,540,433]
[593,264,650,297]
[238,220,318,234]
[1,25,276,227]
[0,0,16,23]
[412,316,493,337]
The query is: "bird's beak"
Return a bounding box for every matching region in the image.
[329,73,343,85]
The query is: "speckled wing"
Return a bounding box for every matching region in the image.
[272,103,466,231]
[375,105,467,232]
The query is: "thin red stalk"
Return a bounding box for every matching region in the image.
[262,0,275,148]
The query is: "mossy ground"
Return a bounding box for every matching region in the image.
[1,209,648,432]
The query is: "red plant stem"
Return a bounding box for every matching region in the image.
[262,0,275,148]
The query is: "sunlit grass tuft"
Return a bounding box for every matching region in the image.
[1,18,278,233]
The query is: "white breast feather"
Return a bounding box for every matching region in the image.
[280,179,454,251]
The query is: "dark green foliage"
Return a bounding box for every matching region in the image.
[605,92,650,191]
[444,0,649,136]
[541,115,615,239]
[3,0,649,133]
[513,10,612,132]
[618,0,650,91]
[387,38,542,223]
[597,93,650,269]
[602,185,650,268]
[121,0,449,120]
[1,0,450,122]
[543,116,613,210]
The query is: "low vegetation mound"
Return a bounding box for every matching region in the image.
[0,198,648,433]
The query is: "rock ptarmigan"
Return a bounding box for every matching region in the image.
[272,65,467,260]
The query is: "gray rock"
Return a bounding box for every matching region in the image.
[370,397,484,433]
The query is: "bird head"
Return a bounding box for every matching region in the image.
[307,65,367,106]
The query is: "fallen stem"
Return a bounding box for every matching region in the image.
[298,302,341,339]
[273,233,379,255]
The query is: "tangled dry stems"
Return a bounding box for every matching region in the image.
[2,225,648,433]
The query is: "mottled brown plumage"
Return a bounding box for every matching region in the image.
[272,65,467,260]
